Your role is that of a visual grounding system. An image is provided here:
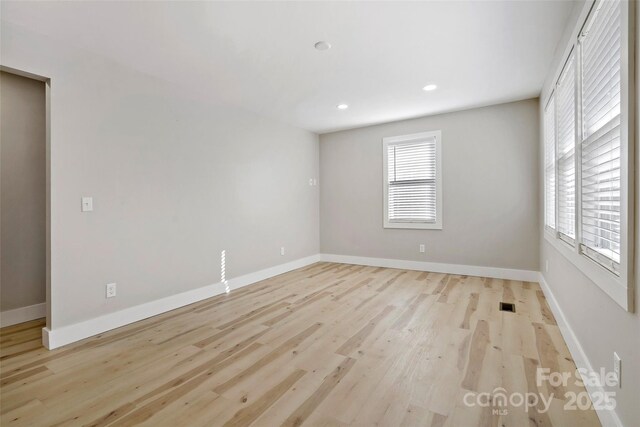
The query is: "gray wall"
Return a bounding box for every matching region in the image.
[537,2,640,426]
[0,71,46,312]
[1,21,320,329]
[320,98,540,271]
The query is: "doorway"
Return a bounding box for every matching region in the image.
[0,69,50,344]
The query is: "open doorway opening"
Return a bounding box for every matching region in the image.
[0,69,50,348]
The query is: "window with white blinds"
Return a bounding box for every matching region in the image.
[579,0,621,272]
[544,96,556,230]
[542,0,632,309]
[556,52,576,242]
[383,131,442,229]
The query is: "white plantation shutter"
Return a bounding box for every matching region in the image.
[544,95,556,230]
[556,52,576,242]
[387,139,436,222]
[579,0,621,272]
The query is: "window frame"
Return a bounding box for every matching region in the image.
[544,93,557,232]
[555,49,577,246]
[382,130,443,230]
[542,0,635,312]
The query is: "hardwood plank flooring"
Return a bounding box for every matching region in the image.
[0,263,600,426]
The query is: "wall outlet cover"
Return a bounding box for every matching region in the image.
[614,352,621,388]
[106,283,117,298]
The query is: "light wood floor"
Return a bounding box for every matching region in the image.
[0,263,600,427]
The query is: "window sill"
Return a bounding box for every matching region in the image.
[543,231,632,311]
[384,221,442,230]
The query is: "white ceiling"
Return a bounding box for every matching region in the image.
[2,1,576,134]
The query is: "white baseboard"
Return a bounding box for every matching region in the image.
[319,253,539,282]
[43,254,321,350]
[538,273,623,427]
[0,303,46,328]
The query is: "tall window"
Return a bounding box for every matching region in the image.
[543,0,632,309]
[383,131,442,229]
[544,95,556,230]
[556,51,576,242]
[579,0,622,272]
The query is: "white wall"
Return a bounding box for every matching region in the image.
[320,99,540,271]
[0,71,46,312]
[538,2,640,426]
[0,21,319,330]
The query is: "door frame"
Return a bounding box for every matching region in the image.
[1,65,52,336]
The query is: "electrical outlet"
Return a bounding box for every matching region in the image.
[81,196,93,212]
[106,283,117,298]
[614,352,621,388]
[419,244,425,253]
[280,247,285,256]
[545,260,549,273]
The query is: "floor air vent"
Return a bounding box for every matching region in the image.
[499,302,516,313]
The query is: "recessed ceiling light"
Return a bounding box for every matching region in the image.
[314,41,331,51]
[337,104,349,110]
[423,84,438,91]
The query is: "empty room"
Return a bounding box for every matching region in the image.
[0,0,638,426]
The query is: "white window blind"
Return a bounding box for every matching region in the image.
[544,95,556,230]
[387,139,436,223]
[579,0,621,272]
[556,52,576,242]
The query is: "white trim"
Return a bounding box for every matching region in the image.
[538,273,623,427]
[42,326,51,349]
[0,303,46,328]
[42,255,321,350]
[383,130,443,230]
[319,253,538,282]
[543,91,557,231]
[544,232,630,310]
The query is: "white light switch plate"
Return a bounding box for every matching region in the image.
[81,197,93,212]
